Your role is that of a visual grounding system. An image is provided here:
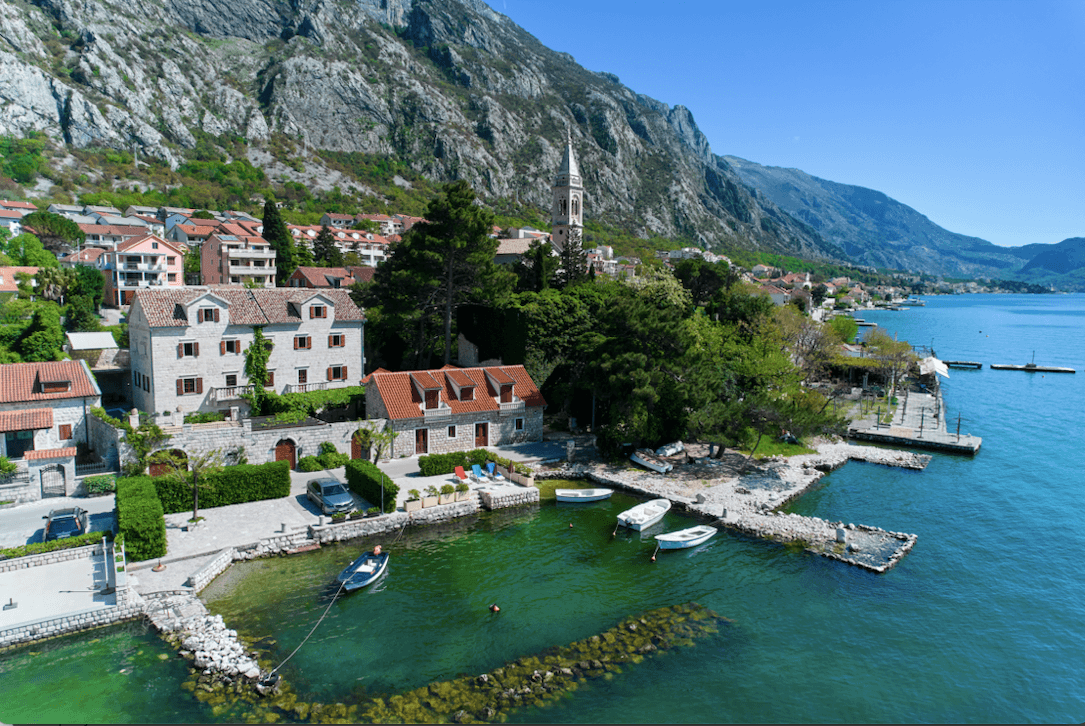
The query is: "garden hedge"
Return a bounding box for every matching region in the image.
[149,460,291,514]
[344,459,398,513]
[116,476,166,562]
[417,449,533,477]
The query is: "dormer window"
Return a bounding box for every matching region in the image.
[460,386,474,401]
[310,305,327,319]
[424,390,439,409]
[41,380,71,394]
[197,307,220,323]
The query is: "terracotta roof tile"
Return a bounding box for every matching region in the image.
[0,361,99,403]
[25,446,77,460]
[0,266,39,293]
[130,287,364,328]
[0,408,54,431]
[370,365,545,421]
[0,200,37,211]
[443,368,475,387]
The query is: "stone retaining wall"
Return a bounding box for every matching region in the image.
[0,541,106,573]
[0,601,145,650]
[186,548,237,591]
[478,487,540,510]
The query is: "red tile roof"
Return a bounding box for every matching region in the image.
[369,365,545,420]
[324,212,354,220]
[78,224,150,238]
[61,248,106,264]
[114,234,186,255]
[0,200,37,211]
[25,446,77,460]
[130,287,364,328]
[0,408,54,431]
[0,361,99,403]
[186,217,222,228]
[0,266,39,293]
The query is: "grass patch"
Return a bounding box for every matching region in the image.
[534,478,586,501]
[737,440,816,459]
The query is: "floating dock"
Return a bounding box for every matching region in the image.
[990,363,1075,373]
[848,389,982,455]
[943,361,983,369]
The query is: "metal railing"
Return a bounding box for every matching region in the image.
[75,460,114,477]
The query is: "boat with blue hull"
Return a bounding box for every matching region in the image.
[336,550,389,592]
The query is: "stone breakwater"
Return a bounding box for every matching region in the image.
[145,595,264,682]
[539,442,928,573]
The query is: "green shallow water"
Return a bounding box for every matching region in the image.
[3,295,1084,723]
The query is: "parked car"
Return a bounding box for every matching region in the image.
[306,479,354,515]
[43,507,89,541]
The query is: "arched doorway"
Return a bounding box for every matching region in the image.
[275,439,297,469]
[149,449,187,477]
[351,430,370,461]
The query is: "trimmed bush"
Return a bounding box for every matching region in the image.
[1,529,111,560]
[116,476,166,562]
[344,458,398,513]
[320,451,350,469]
[147,460,292,514]
[417,449,534,477]
[84,473,117,495]
[297,456,324,472]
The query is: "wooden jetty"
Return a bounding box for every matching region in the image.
[856,321,877,327]
[990,363,1075,373]
[943,361,983,369]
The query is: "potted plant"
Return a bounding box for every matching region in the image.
[455,481,471,501]
[439,483,455,505]
[350,510,366,521]
[422,485,440,508]
[366,506,381,518]
[405,489,423,513]
[331,512,348,524]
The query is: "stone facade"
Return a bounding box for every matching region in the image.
[128,288,364,417]
[383,408,544,459]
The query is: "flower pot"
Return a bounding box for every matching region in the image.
[455,490,471,502]
[439,493,454,505]
[405,499,422,513]
[422,496,439,508]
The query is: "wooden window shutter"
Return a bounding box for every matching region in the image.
[59,424,72,440]
[266,372,274,387]
[194,342,199,357]
[196,378,203,394]
[197,309,203,323]
[294,337,300,350]
[342,366,347,380]
[177,343,183,358]
[176,379,183,395]
[213,308,220,322]
[327,367,333,381]
[221,341,226,355]
[328,334,334,347]
[310,306,316,319]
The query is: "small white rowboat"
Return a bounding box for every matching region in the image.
[555,488,613,502]
[654,525,718,550]
[616,498,672,531]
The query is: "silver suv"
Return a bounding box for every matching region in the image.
[306,479,355,515]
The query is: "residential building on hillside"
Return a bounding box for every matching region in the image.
[320,212,355,228]
[287,225,390,266]
[0,360,101,460]
[0,209,22,236]
[59,247,106,269]
[0,266,38,298]
[363,364,545,457]
[494,238,532,266]
[0,200,37,215]
[78,224,150,248]
[127,288,365,417]
[101,235,187,306]
[286,266,374,289]
[200,234,276,287]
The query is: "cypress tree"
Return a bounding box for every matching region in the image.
[262,200,296,285]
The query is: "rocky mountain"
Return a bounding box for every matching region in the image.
[0,0,842,260]
[722,155,1044,278]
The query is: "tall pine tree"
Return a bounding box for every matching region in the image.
[313,224,345,267]
[262,200,296,284]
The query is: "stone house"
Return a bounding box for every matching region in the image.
[127,287,365,418]
[363,365,545,458]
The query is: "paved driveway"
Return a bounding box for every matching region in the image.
[0,495,117,549]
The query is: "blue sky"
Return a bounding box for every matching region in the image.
[500,1,1083,248]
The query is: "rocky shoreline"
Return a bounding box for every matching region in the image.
[538,440,928,573]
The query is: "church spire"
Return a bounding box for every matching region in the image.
[551,131,583,255]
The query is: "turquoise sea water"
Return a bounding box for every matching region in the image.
[1,294,1083,723]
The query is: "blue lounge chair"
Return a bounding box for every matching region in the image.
[486,462,505,482]
[471,464,486,483]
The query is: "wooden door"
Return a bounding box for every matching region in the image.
[275,439,296,469]
[415,428,428,455]
[475,422,488,447]
[351,431,369,460]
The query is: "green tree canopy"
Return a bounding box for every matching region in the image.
[19,211,85,254]
[313,224,345,267]
[262,200,296,284]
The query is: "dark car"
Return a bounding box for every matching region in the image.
[306,479,355,515]
[43,507,90,541]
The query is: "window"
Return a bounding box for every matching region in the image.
[176,377,203,395]
[310,304,327,319]
[448,425,456,438]
[298,369,307,384]
[294,335,311,350]
[178,342,199,358]
[500,384,513,403]
[265,372,275,388]
[515,418,524,431]
[59,424,72,440]
[168,256,175,265]
[225,374,237,387]
[41,380,71,393]
[460,386,474,401]
[424,389,438,409]
[327,365,348,381]
[197,307,220,323]
[220,340,240,355]
[152,242,159,249]
[328,334,344,348]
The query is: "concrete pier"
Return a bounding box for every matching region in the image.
[848,387,981,455]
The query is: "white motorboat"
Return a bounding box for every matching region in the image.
[654,525,717,550]
[616,498,671,531]
[631,449,673,473]
[555,488,613,502]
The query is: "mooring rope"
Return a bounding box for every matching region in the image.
[268,578,346,677]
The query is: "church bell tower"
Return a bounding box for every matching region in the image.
[551,131,583,254]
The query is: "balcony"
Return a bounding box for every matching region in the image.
[499,399,525,414]
[211,385,254,402]
[228,248,276,260]
[423,405,452,419]
[123,261,166,271]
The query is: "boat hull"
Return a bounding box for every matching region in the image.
[630,451,672,474]
[617,499,672,531]
[655,525,718,550]
[555,488,613,502]
[336,551,389,592]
